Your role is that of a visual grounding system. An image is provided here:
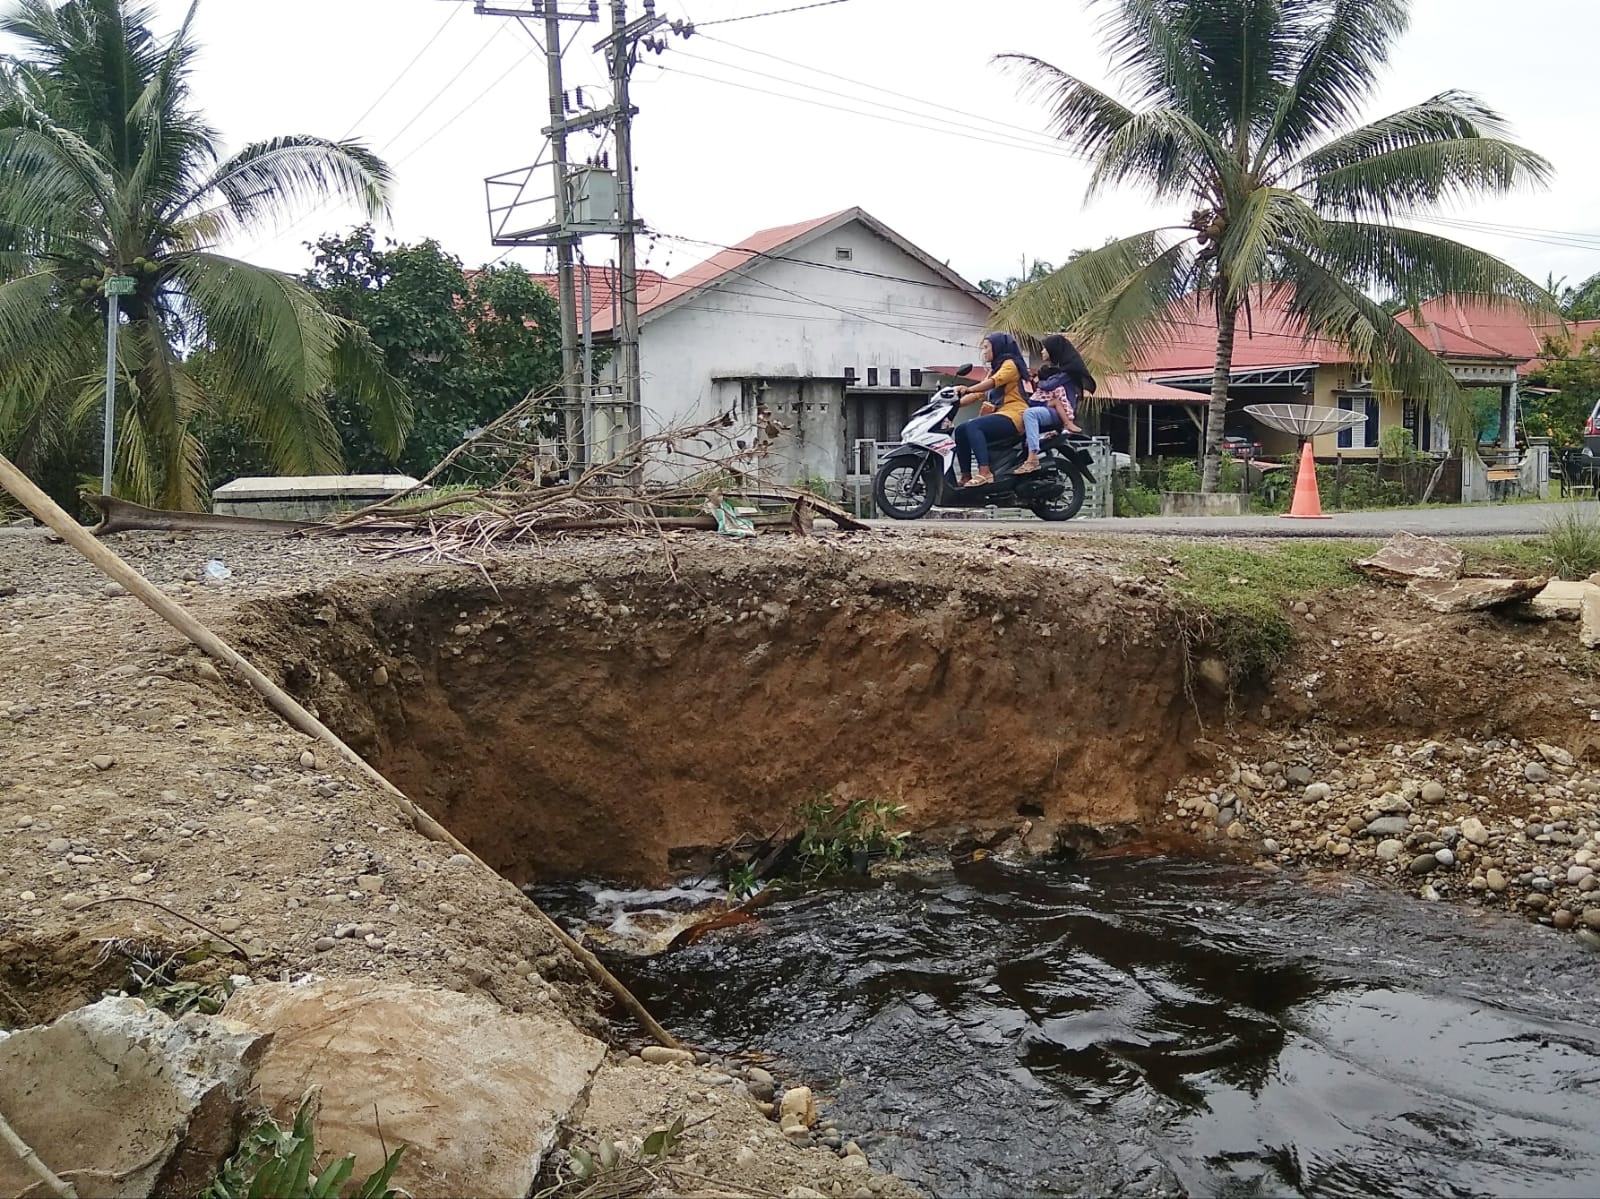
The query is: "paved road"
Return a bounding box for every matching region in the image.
[869,501,1600,538]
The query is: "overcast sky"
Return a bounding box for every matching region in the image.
[22,0,1600,290]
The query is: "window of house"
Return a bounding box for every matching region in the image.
[889,368,902,387]
[843,366,857,382]
[1337,394,1382,449]
[910,369,923,388]
[867,367,879,386]
[835,247,853,261]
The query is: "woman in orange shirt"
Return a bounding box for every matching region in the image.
[953,332,1030,487]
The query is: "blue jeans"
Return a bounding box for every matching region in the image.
[955,413,1017,475]
[1023,405,1062,454]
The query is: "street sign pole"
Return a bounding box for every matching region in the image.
[102,276,134,496]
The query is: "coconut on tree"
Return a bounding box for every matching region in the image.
[995,0,1555,492]
[0,0,409,509]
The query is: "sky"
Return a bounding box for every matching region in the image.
[20,0,1600,291]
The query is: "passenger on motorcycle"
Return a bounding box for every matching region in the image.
[1017,334,1095,475]
[952,332,1031,487]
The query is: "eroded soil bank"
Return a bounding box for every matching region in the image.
[2,524,1598,1195]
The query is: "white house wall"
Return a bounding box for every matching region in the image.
[619,218,993,441]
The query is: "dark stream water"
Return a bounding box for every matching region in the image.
[540,858,1600,1198]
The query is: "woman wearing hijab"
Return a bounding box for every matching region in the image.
[953,332,1031,487]
[1017,333,1096,475]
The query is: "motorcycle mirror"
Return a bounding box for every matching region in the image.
[956,363,973,376]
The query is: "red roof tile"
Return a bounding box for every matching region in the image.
[1131,286,1356,373]
[529,264,670,328]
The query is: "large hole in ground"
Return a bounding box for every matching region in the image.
[235,557,1214,885]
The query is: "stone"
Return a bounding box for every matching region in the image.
[1461,817,1490,846]
[356,874,385,895]
[1420,782,1448,803]
[1435,848,1456,868]
[1261,761,1283,778]
[1570,866,1594,886]
[1585,590,1600,650]
[371,665,390,687]
[1262,839,1280,854]
[1525,762,1551,783]
[779,1085,818,1129]
[1286,765,1314,787]
[1486,869,1509,893]
[1529,580,1595,621]
[1367,816,1411,839]
[1226,821,1249,840]
[1355,532,1464,583]
[1554,909,1577,930]
[226,980,604,1199]
[1328,840,1351,858]
[745,1066,777,1101]
[1376,839,1405,862]
[1406,575,1548,614]
[640,1046,695,1066]
[1303,783,1332,803]
[786,1188,829,1199]
[1538,744,1577,767]
[1583,909,1600,930]
[299,750,317,769]
[1408,853,1439,875]
[0,997,268,1199]
[90,754,115,771]
[195,661,222,684]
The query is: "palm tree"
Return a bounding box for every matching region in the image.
[0,0,409,509]
[996,0,1554,491]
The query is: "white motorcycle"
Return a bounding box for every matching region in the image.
[872,366,1094,521]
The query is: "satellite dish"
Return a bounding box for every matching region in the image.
[1244,403,1367,439]
[1241,404,1367,520]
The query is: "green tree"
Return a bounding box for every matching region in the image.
[0,0,408,509]
[301,227,563,477]
[995,0,1554,491]
[1522,330,1600,448]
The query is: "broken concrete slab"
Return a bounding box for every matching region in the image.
[1582,590,1600,649]
[1406,575,1549,614]
[1356,531,1464,583]
[224,980,606,1199]
[0,997,268,1199]
[1528,579,1597,621]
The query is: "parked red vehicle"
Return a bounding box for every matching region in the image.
[1221,434,1261,460]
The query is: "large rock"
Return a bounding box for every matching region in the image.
[225,980,605,1199]
[1406,576,1548,614]
[0,997,268,1199]
[1356,532,1464,583]
[1528,579,1598,621]
[1583,589,1600,650]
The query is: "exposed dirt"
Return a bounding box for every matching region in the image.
[2,521,1597,1192]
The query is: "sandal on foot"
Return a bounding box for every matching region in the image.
[1013,460,1041,475]
[962,474,993,488]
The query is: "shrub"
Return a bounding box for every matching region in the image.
[796,794,908,879]
[1543,506,1600,580]
[204,1093,404,1199]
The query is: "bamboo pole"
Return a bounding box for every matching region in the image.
[0,456,680,1049]
[0,1106,77,1199]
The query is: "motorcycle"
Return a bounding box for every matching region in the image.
[872,366,1095,521]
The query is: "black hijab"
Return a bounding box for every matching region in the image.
[1042,333,1097,394]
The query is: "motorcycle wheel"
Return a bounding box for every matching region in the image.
[1031,466,1085,522]
[873,456,940,519]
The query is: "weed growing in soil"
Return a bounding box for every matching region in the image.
[1156,542,1372,685]
[538,1115,687,1199]
[797,794,909,879]
[203,1092,404,1199]
[1543,507,1600,579]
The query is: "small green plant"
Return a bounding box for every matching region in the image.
[726,862,760,901]
[1114,479,1161,516]
[203,1093,404,1199]
[538,1116,686,1199]
[792,473,836,501]
[796,794,909,879]
[1378,425,1418,463]
[1543,506,1600,579]
[1162,459,1203,493]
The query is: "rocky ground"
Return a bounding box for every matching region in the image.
[2,519,1598,1195]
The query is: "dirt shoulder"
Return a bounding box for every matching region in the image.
[1,523,1596,1193]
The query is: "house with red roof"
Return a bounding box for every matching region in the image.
[1124,286,1535,463]
[561,207,996,488]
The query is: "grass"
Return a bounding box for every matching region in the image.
[1151,541,1374,687]
[1462,507,1600,581]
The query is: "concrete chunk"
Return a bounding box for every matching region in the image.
[0,997,268,1199]
[225,980,606,1199]
[1356,532,1464,583]
[1529,579,1598,621]
[1406,575,1547,614]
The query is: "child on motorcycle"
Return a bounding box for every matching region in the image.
[1016,334,1095,475]
[953,332,1031,487]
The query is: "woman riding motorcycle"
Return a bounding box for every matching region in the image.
[952,332,1032,487]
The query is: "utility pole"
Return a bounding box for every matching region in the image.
[609,0,642,448]
[544,4,582,443]
[102,274,135,496]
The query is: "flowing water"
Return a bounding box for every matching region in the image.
[539,857,1600,1198]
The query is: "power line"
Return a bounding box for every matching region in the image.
[379,21,514,158]
[651,63,1091,164]
[393,44,537,166]
[339,3,464,140]
[695,0,852,27]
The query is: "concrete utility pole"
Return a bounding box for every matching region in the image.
[545,4,582,427]
[609,0,642,447]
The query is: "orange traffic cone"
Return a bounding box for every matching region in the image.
[1281,440,1330,519]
